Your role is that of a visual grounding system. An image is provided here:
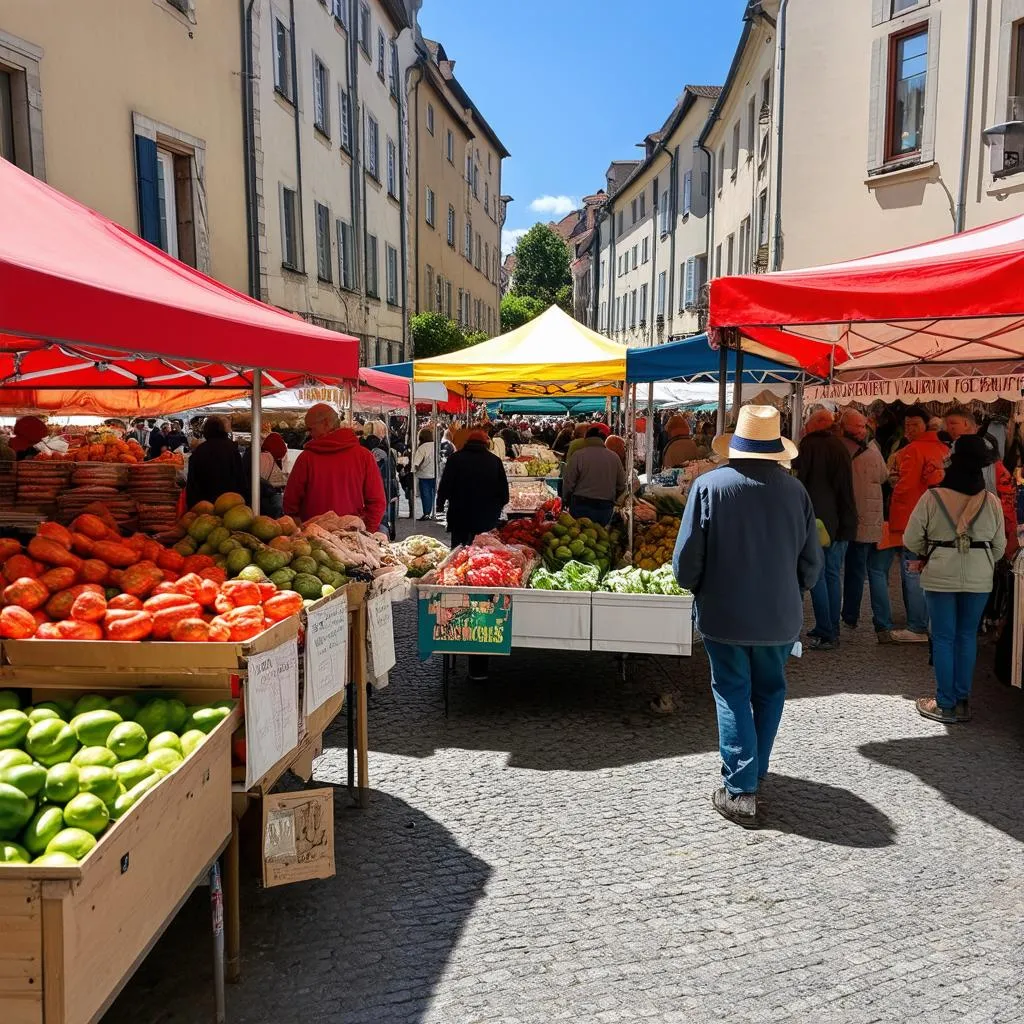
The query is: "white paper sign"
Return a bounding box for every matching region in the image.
[245,638,300,790]
[304,591,349,715]
[366,593,396,678]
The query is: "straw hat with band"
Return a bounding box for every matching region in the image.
[711,406,798,463]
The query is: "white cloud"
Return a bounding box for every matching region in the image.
[529,194,579,217]
[501,228,528,255]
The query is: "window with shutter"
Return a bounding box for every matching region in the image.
[314,202,332,281]
[657,272,666,316]
[134,135,161,247]
[280,185,301,270]
[358,3,370,55]
[337,219,355,290]
[365,113,379,177]
[386,137,396,197]
[377,29,385,79]
[365,234,379,296]
[313,57,329,136]
[338,87,351,151]
[273,18,292,100]
[386,245,398,303]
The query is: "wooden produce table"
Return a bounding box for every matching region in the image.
[0,706,236,1024]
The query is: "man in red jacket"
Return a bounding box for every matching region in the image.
[283,404,387,531]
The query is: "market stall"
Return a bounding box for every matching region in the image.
[407,307,693,707]
[708,213,1024,690]
[0,160,388,1020]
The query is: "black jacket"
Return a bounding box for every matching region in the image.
[795,430,857,543]
[186,436,246,507]
[437,440,510,543]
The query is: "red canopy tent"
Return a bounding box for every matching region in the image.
[0,159,358,416]
[356,367,468,415]
[709,214,1024,395]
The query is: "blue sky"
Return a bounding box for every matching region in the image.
[418,0,750,253]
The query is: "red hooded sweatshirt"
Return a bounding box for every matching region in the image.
[283,428,387,531]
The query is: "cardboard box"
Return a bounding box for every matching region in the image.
[261,789,335,888]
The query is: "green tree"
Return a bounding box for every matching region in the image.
[463,330,489,347]
[511,224,571,305]
[410,312,467,359]
[500,294,546,334]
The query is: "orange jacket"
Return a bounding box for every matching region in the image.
[885,432,947,545]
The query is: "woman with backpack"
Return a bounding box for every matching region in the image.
[903,434,1006,724]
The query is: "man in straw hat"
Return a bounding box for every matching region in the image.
[674,406,823,828]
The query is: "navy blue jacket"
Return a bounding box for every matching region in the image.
[673,460,823,646]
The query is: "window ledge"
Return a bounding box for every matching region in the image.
[273,86,295,109]
[986,174,1024,197]
[281,262,305,276]
[317,275,333,285]
[865,160,936,189]
[364,171,382,188]
[314,126,331,144]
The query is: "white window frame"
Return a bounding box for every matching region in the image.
[386,244,399,304]
[155,148,179,259]
[639,283,648,326]
[358,3,370,55]
[314,200,332,282]
[273,16,293,101]
[641,237,649,264]
[386,136,397,197]
[365,112,379,178]
[682,169,692,216]
[338,85,351,151]
[377,28,386,79]
[446,129,454,163]
[464,220,472,260]
[279,184,301,270]
[425,186,435,226]
[313,55,330,136]
[657,271,666,317]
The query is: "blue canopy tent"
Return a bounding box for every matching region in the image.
[625,335,820,385]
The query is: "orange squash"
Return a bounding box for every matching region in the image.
[55,619,103,640]
[3,554,38,583]
[172,573,205,600]
[103,609,153,641]
[28,535,81,570]
[45,583,103,620]
[70,532,96,557]
[3,577,49,612]
[156,549,185,573]
[70,590,107,623]
[39,567,77,594]
[143,592,196,613]
[0,605,38,639]
[197,578,220,610]
[119,562,164,598]
[71,514,108,540]
[219,605,265,642]
[152,601,204,640]
[80,559,111,585]
[0,538,22,562]
[182,554,216,575]
[37,522,73,550]
[91,540,138,568]
[220,580,262,609]
[108,593,144,611]
[170,618,211,642]
[35,622,62,639]
[263,591,303,622]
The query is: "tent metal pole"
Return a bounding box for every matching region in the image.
[716,344,728,435]
[431,400,438,517]
[250,369,262,515]
[645,382,654,479]
[731,347,744,425]
[626,384,635,555]
[408,390,416,521]
[791,382,804,443]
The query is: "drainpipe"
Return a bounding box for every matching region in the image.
[288,0,304,279]
[348,0,365,340]
[954,0,978,233]
[697,141,714,289]
[665,145,678,337]
[409,60,424,318]
[397,43,411,362]
[649,179,658,348]
[240,0,261,299]
[771,0,789,270]
[607,204,616,338]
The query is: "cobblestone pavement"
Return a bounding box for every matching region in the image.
[105,519,1024,1024]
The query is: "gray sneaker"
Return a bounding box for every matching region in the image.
[711,787,759,828]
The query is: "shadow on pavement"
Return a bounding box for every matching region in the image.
[859,710,1024,845]
[103,788,491,1024]
[759,773,897,848]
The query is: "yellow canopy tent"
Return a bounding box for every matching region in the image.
[412,306,626,397]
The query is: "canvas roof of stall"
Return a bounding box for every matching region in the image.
[626,334,823,385]
[411,306,627,395]
[0,160,358,415]
[708,214,1024,379]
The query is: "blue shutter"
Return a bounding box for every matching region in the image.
[134,135,161,246]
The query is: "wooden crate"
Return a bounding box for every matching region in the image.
[0,709,234,1024]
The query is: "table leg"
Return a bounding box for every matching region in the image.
[224,814,242,984]
[209,861,226,1023]
[353,602,370,808]
[346,680,356,798]
[443,655,450,718]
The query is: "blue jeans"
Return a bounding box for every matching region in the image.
[924,591,988,709]
[569,496,614,527]
[809,540,848,641]
[842,541,893,632]
[900,548,930,633]
[417,478,436,517]
[704,638,790,794]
